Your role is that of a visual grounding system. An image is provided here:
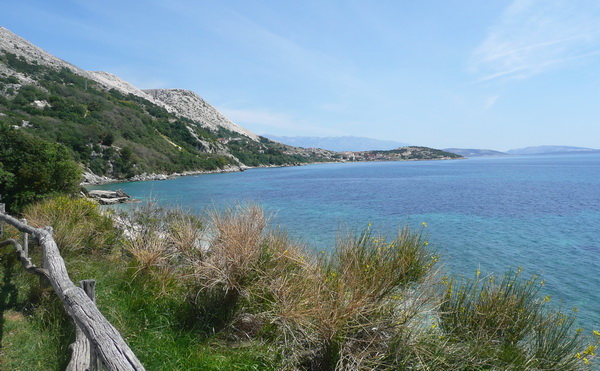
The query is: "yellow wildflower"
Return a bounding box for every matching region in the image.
[593,330,600,336]
[422,221,428,227]
[583,345,597,356]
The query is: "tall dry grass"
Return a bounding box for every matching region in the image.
[189,204,267,297]
[117,202,598,370]
[22,196,117,255]
[264,225,440,370]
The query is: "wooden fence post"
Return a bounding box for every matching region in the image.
[0,202,4,236]
[0,212,144,370]
[81,280,103,371]
[68,280,104,371]
[21,218,28,257]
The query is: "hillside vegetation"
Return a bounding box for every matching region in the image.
[0,52,324,180]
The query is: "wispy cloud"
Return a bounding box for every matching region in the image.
[483,95,499,110]
[219,108,297,130]
[471,0,600,82]
[219,107,337,136]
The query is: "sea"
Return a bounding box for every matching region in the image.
[89,153,600,331]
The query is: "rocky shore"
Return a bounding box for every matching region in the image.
[87,189,136,205]
[81,165,246,186]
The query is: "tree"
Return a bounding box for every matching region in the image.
[0,123,81,212]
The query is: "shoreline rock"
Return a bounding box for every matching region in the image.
[87,189,137,205]
[80,165,245,186]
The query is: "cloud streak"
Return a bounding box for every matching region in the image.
[483,95,499,110]
[471,0,600,82]
[219,107,338,136]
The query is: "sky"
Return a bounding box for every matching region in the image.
[3,0,600,151]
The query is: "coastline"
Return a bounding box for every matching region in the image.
[81,164,247,186]
[81,156,464,187]
[81,163,309,186]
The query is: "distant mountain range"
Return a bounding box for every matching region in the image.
[505,145,600,155]
[264,135,409,152]
[444,145,600,157]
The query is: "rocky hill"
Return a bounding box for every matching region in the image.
[0,26,462,185]
[0,27,256,140]
[145,89,258,140]
[1,27,336,182]
[0,27,176,114]
[354,146,462,161]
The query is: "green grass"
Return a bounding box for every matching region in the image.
[0,246,277,370]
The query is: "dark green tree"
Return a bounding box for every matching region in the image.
[0,123,81,212]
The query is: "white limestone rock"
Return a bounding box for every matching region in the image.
[144,89,259,140]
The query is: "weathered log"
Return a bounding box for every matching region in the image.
[20,218,28,256]
[0,212,144,370]
[68,280,104,371]
[0,238,49,280]
[67,323,93,371]
[0,203,5,235]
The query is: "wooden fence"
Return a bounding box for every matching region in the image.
[0,203,144,371]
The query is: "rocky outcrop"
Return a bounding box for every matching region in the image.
[0,27,86,75]
[87,71,176,113]
[0,27,175,112]
[81,170,117,186]
[0,27,257,140]
[144,89,259,140]
[87,189,134,205]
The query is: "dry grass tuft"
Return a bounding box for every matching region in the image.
[264,225,439,370]
[191,204,267,296]
[22,195,117,255]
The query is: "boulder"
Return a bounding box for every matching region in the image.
[88,189,132,204]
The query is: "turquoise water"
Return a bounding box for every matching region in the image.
[90,153,600,330]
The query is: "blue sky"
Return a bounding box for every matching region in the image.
[3,0,600,151]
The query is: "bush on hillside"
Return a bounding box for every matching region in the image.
[22,196,118,255]
[0,123,81,212]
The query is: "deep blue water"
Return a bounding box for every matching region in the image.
[90,153,600,330]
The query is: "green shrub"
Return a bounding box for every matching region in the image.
[22,196,118,255]
[0,123,81,212]
[438,269,593,369]
[262,225,439,370]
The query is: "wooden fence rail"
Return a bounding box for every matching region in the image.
[0,205,144,371]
